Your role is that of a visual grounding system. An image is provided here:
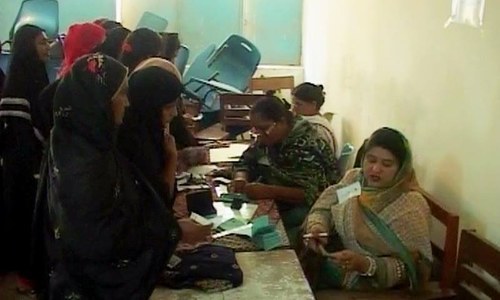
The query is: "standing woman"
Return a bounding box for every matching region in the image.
[117,64,183,208]
[45,54,179,299]
[0,24,49,288]
[120,28,162,72]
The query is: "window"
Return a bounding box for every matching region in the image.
[120,0,302,65]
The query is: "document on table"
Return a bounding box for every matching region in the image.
[209,143,250,163]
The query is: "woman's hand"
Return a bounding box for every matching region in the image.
[304,224,328,253]
[329,250,371,273]
[177,218,212,245]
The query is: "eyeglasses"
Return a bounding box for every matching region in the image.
[250,122,276,137]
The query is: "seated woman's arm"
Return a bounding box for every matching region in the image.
[306,169,360,232]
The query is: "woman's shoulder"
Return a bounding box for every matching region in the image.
[341,168,362,184]
[400,190,431,216]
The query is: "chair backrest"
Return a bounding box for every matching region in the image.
[455,230,500,299]
[337,143,355,175]
[0,52,9,75]
[219,93,262,128]
[135,11,168,32]
[249,76,295,93]
[174,44,189,76]
[417,188,460,290]
[206,34,261,91]
[10,0,59,40]
[182,44,218,106]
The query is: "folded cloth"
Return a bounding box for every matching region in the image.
[160,245,243,292]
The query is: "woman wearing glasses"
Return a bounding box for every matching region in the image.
[233,95,340,247]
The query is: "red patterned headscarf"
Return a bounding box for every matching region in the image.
[58,23,106,77]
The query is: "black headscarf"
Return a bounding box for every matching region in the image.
[2,25,49,102]
[46,54,179,298]
[119,28,162,71]
[118,66,183,208]
[99,27,131,60]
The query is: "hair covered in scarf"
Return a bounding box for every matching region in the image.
[117,65,183,206]
[59,23,106,77]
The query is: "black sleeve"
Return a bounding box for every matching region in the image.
[32,80,59,140]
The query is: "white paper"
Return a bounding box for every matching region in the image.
[177,184,210,192]
[336,181,362,204]
[190,212,213,226]
[212,224,253,239]
[215,185,228,197]
[209,143,250,163]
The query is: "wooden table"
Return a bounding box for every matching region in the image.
[152,250,315,300]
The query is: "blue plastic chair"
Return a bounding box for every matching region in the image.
[183,35,260,111]
[136,11,168,32]
[205,34,261,91]
[9,0,59,40]
[338,143,355,176]
[182,44,217,106]
[174,44,189,76]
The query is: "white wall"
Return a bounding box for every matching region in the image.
[303,0,500,245]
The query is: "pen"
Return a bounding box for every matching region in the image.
[302,232,329,239]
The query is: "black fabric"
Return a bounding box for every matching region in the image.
[0,25,48,275]
[353,139,368,168]
[118,66,183,208]
[161,245,243,290]
[31,79,59,141]
[0,67,5,95]
[41,54,180,299]
[99,27,131,60]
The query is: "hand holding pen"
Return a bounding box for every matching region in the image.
[303,225,329,254]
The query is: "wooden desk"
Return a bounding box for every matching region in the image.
[152,250,315,300]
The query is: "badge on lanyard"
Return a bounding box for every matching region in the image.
[336,181,361,204]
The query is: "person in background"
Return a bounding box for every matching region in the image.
[42,54,179,299]
[32,22,106,141]
[120,28,162,72]
[132,58,199,153]
[99,26,131,60]
[160,32,181,62]
[233,96,340,247]
[303,127,432,292]
[0,24,50,292]
[292,82,338,156]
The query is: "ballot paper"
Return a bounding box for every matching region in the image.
[209,143,250,163]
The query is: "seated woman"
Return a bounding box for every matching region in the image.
[292,82,338,156]
[43,54,179,299]
[234,96,340,246]
[303,127,432,291]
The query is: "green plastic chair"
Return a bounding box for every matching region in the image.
[174,44,189,76]
[338,143,355,176]
[183,35,261,110]
[9,0,59,40]
[205,34,261,92]
[136,11,168,32]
